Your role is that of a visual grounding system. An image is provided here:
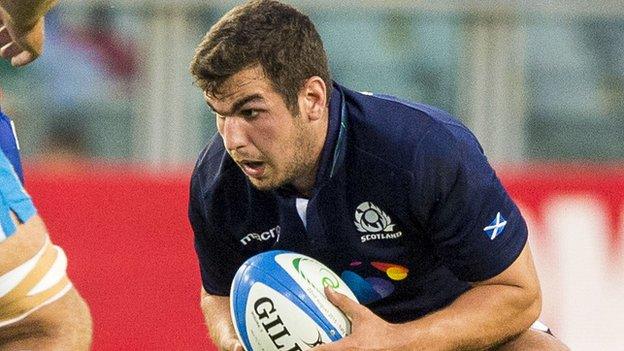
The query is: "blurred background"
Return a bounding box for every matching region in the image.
[1,0,623,349]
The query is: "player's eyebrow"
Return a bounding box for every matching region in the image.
[205,94,265,116]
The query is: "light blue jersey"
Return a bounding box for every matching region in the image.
[0,109,37,240]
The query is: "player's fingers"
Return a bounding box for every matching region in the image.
[324,287,364,321]
[0,42,21,60]
[310,338,347,351]
[10,50,37,67]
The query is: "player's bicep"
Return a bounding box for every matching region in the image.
[0,215,78,330]
[470,241,539,293]
[469,242,542,326]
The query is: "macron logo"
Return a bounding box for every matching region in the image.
[240,225,281,246]
[483,212,507,240]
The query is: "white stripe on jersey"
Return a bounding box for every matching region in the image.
[9,120,20,150]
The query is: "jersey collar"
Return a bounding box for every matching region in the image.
[314,82,347,187]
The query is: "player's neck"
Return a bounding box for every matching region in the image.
[290,109,329,198]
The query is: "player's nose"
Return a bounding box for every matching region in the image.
[221,117,249,151]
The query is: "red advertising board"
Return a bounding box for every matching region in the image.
[25,163,212,351]
[23,162,624,350]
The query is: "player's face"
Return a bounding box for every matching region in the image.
[205,66,319,192]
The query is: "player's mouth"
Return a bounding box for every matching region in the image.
[239,160,266,178]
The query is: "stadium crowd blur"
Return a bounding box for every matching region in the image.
[1,1,622,350]
[3,2,623,165]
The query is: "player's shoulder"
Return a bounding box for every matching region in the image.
[0,110,25,182]
[342,87,483,173]
[190,133,250,214]
[191,134,236,189]
[0,110,17,146]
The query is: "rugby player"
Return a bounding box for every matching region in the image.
[0,0,92,349]
[189,1,569,350]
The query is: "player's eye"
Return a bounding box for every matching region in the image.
[240,109,259,119]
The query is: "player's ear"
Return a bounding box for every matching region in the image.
[298,76,327,122]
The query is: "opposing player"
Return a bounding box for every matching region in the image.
[0,1,92,349]
[189,1,569,350]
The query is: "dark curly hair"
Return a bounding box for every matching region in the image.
[190,0,332,113]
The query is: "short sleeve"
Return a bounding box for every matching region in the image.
[189,172,244,296]
[1,117,37,237]
[415,127,527,282]
[0,111,24,182]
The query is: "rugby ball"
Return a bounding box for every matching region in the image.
[230,250,358,351]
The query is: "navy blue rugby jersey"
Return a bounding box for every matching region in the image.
[189,83,528,323]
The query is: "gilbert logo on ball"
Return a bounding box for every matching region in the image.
[230,250,358,351]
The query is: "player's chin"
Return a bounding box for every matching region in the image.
[247,176,281,192]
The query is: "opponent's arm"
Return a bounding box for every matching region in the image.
[200,288,243,351]
[0,142,92,349]
[0,0,57,29]
[0,0,58,66]
[0,215,92,351]
[313,242,541,351]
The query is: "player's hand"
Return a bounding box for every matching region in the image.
[0,7,45,67]
[311,287,405,351]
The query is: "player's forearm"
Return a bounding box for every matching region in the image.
[200,289,240,351]
[398,283,541,351]
[0,0,58,29]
